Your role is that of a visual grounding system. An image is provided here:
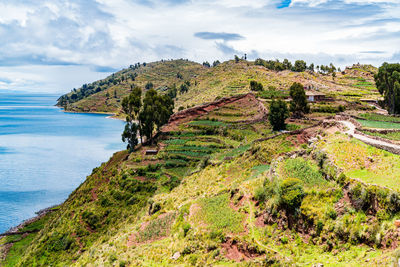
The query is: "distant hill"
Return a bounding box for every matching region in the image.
[57,59,378,115]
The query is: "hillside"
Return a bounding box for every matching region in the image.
[57,59,379,115]
[5,88,400,265]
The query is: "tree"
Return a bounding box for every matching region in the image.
[250,80,263,91]
[308,63,315,72]
[269,99,289,131]
[375,63,400,114]
[145,82,154,90]
[121,87,142,151]
[282,59,292,70]
[203,61,211,68]
[139,89,174,143]
[293,60,307,72]
[168,84,177,98]
[179,83,189,93]
[213,60,221,67]
[289,82,309,118]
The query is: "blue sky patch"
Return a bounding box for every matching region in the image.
[277,0,291,9]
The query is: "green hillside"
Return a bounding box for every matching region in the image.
[6,60,400,266]
[4,89,400,266]
[57,59,378,116]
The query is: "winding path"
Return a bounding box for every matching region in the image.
[339,120,400,152]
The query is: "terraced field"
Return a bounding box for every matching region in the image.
[357,119,400,129]
[58,60,379,115]
[360,130,400,141]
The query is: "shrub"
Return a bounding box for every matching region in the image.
[278,178,305,212]
[250,80,263,91]
[82,211,101,230]
[182,222,191,236]
[337,173,349,186]
[349,183,370,211]
[254,186,267,203]
[48,233,74,252]
[316,220,324,236]
[283,158,325,185]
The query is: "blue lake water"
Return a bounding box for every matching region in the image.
[0,92,125,233]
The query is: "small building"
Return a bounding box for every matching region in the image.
[145,149,158,155]
[305,91,326,102]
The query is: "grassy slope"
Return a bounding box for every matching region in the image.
[4,95,400,266]
[59,60,378,114]
[8,62,400,266]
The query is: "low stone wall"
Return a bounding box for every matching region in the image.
[168,93,254,125]
[354,129,400,146]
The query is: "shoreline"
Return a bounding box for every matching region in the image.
[1,105,123,238]
[0,205,59,237]
[56,105,125,121]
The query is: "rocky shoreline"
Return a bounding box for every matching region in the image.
[0,205,59,237]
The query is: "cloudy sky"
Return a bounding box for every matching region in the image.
[0,0,399,93]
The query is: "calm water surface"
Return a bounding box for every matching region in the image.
[0,92,125,233]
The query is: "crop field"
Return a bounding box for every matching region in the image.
[359,113,400,123]
[360,129,400,141]
[357,119,400,129]
[318,134,400,190]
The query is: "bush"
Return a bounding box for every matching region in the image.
[349,183,370,211]
[254,186,267,203]
[269,99,289,131]
[82,211,101,230]
[250,80,263,91]
[311,105,345,113]
[337,173,349,186]
[278,178,305,212]
[182,222,191,236]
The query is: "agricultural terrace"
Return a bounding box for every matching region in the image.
[318,133,400,190]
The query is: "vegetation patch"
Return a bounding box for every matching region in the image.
[135,212,177,243]
[360,129,400,141]
[357,119,400,129]
[359,113,400,123]
[198,193,244,233]
[281,158,326,186]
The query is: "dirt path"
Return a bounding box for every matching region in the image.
[339,120,400,152]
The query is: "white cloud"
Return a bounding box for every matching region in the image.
[290,0,328,7]
[0,0,399,93]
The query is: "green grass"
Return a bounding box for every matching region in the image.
[360,129,400,141]
[214,144,251,161]
[198,193,244,233]
[357,119,400,129]
[248,165,270,180]
[2,233,37,267]
[281,158,326,186]
[359,113,400,123]
[2,214,51,266]
[320,134,400,190]
[136,212,176,243]
[188,120,228,127]
[163,139,188,145]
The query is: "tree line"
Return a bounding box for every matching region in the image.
[254,58,337,75]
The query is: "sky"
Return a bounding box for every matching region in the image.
[0,0,399,93]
